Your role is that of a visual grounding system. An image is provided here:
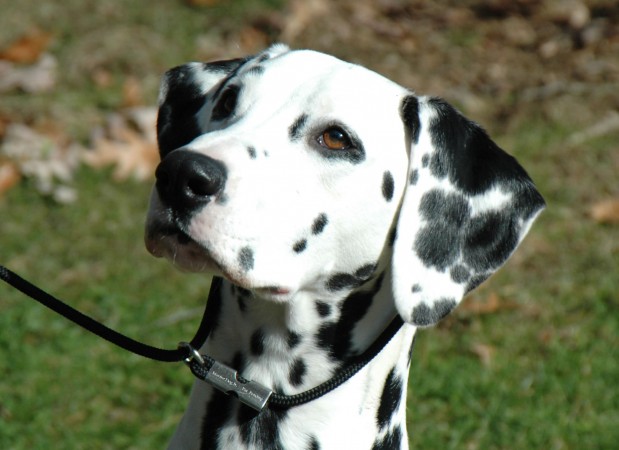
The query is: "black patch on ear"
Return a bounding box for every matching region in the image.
[463,210,519,272]
[414,189,471,271]
[411,298,456,326]
[427,97,545,211]
[450,265,470,284]
[376,367,403,430]
[238,246,255,272]
[382,171,395,202]
[289,114,309,141]
[401,95,421,144]
[288,358,307,387]
[311,213,329,235]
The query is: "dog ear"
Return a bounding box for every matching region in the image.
[392,96,545,327]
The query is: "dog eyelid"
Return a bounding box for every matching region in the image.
[212,85,239,121]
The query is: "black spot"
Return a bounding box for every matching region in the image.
[421,154,430,167]
[371,425,403,450]
[311,213,328,235]
[288,358,307,387]
[200,351,246,450]
[247,146,257,159]
[315,301,331,318]
[411,298,457,326]
[411,284,422,293]
[463,210,519,272]
[400,95,421,144]
[450,264,470,284]
[308,436,321,450]
[293,239,307,253]
[289,114,308,141]
[326,273,358,292]
[237,404,287,450]
[200,389,234,450]
[326,263,379,292]
[317,274,383,360]
[238,246,255,272]
[250,328,265,356]
[158,65,214,157]
[287,331,301,349]
[414,189,470,271]
[382,171,395,202]
[409,169,419,185]
[355,263,377,280]
[376,367,403,430]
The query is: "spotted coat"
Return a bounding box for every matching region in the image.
[145,44,545,449]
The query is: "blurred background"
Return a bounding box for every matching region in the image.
[1,0,617,448]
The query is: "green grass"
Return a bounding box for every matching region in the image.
[2,1,619,448]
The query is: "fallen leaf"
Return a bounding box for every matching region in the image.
[83,107,159,181]
[0,161,21,195]
[471,343,496,367]
[122,76,143,107]
[461,292,499,315]
[0,123,80,202]
[0,29,53,64]
[589,198,619,224]
[0,53,58,93]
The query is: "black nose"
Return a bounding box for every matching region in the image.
[155,150,227,211]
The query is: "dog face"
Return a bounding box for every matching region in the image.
[145,44,544,325]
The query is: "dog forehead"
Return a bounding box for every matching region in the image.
[249,49,404,104]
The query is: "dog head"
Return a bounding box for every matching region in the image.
[145,44,545,324]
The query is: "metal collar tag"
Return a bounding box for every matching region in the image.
[204,361,273,411]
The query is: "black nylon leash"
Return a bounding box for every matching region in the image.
[1,264,403,411]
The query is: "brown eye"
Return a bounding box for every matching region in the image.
[318,127,352,150]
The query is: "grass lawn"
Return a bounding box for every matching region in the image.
[1,1,618,449]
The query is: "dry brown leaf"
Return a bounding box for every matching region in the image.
[461,292,500,315]
[589,198,619,224]
[83,108,159,181]
[0,29,53,64]
[122,76,143,108]
[0,161,21,195]
[470,343,496,367]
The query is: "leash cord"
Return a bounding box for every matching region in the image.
[0,265,208,362]
[1,264,403,410]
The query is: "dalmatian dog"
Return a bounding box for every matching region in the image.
[145,44,545,450]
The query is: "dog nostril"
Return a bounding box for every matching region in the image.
[185,171,222,198]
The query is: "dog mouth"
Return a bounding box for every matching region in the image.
[145,225,293,299]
